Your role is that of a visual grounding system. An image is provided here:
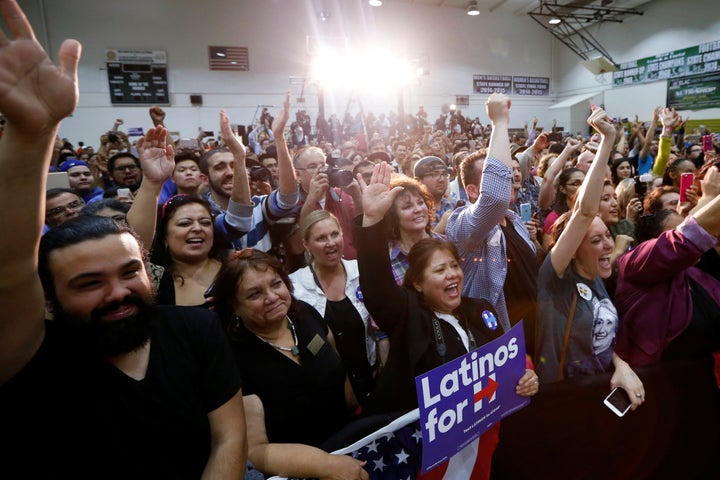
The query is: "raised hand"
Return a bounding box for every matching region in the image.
[533,132,550,152]
[359,162,403,226]
[135,126,174,184]
[0,0,81,134]
[486,93,511,124]
[625,197,643,223]
[149,106,166,127]
[272,91,291,135]
[587,106,616,139]
[220,110,246,161]
[564,138,582,153]
[659,107,679,129]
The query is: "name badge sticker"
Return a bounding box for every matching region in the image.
[307,334,325,356]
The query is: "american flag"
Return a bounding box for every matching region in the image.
[270,409,496,480]
[208,46,249,71]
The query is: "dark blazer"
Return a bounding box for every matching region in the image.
[355,219,503,415]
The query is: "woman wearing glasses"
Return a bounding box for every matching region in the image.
[540,167,584,250]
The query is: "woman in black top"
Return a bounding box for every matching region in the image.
[213,249,368,480]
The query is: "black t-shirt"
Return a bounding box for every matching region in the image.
[0,306,241,479]
[231,300,351,448]
[501,221,539,357]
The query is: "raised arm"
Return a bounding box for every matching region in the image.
[149,105,174,147]
[652,108,680,177]
[220,110,251,206]
[639,107,660,158]
[0,0,81,384]
[126,126,175,248]
[271,92,298,196]
[486,93,512,169]
[538,138,581,212]
[550,107,616,276]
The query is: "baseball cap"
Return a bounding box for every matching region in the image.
[58,158,89,172]
[510,143,530,158]
[413,156,451,178]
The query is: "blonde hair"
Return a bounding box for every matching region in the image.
[298,210,342,264]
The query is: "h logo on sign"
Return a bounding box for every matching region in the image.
[473,374,498,412]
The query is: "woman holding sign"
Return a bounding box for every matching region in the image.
[355,154,538,477]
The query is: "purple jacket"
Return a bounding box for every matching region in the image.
[615,215,720,366]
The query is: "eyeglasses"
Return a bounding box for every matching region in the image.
[46,199,85,217]
[113,164,139,173]
[422,171,449,181]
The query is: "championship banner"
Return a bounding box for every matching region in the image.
[415,322,529,474]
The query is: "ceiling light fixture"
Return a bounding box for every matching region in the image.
[369,0,383,6]
[549,17,562,25]
[466,2,480,16]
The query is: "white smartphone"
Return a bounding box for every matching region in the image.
[604,387,632,417]
[117,188,131,201]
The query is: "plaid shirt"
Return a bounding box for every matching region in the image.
[388,231,446,286]
[446,156,536,332]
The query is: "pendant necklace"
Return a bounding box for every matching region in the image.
[254,317,300,356]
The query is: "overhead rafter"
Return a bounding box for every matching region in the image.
[528,1,644,62]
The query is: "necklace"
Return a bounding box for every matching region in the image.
[253,317,300,356]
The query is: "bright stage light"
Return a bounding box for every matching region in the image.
[312,47,416,93]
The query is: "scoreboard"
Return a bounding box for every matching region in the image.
[106,49,169,105]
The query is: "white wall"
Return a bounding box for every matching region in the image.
[554,0,720,124]
[19,0,555,145]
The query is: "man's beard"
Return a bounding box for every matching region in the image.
[52,294,154,357]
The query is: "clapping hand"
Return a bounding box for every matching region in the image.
[272,91,291,136]
[220,110,246,161]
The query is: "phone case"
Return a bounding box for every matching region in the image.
[520,203,532,222]
[679,173,693,203]
[703,135,713,152]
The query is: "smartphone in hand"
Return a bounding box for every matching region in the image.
[679,172,693,203]
[520,202,532,222]
[703,134,713,153]
[604,387,632,417]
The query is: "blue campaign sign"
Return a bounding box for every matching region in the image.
[414,322,530,473]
